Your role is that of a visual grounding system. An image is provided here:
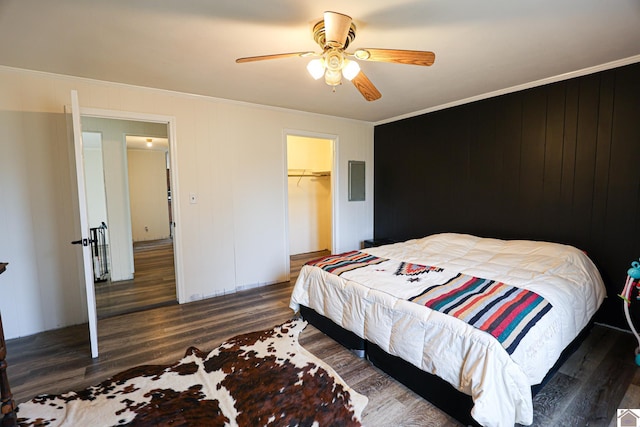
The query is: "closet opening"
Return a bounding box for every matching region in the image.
[285,134,336,273]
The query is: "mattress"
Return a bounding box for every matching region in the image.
[289,233,606,426]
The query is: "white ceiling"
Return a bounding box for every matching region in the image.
[126,136,169,152]
[1,0,639,123]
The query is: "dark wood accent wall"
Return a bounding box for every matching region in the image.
[374,62,640,328]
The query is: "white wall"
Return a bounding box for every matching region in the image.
[82,132,108,230]
[0,65,374,340]
[81,117,167,281]
[287,136,332,255]
[127,149,170,242]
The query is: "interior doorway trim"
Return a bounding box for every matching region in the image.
[282,129,338,281]
[80,106,185,304]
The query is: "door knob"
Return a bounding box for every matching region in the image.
[71,238,92,246]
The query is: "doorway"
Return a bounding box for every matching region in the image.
[286,134,335,262]
[80,116,179,319]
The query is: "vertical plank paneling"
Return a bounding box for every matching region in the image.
[468,98,499,233]
[374,62,640,329]
[558,79,580,244]
[542,83,566,237]
[495,93,523,235]
[590,71,615,265]
[572,74,600,249]
[600,65,640,326]
[445,105,474,233]
[434,110,465,235]
[373,123,400,238]
[519,88,547,238]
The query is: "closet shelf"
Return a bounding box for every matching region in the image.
[287,170,331,177]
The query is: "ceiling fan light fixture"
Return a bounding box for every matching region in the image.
[342,59,360,81]
[324,69,342,87]
[307,59,325,80]
[325,48,344,72]
[235,11,435,102]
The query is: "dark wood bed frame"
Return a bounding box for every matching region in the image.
[300,305,593,426]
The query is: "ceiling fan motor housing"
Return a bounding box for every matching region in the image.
[313,19,356,50]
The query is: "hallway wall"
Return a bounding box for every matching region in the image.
[127,149,171,242]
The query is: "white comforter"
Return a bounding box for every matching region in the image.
[289,233,606,426]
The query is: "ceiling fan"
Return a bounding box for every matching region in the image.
[236,11,436,102]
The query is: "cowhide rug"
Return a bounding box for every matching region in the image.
[17,320,367,427]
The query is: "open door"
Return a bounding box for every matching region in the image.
[67,90,99,358]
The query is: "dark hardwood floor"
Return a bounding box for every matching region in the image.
[6,251,640,426]
[95,238,177,319]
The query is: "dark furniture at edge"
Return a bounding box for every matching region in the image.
[0,263,17,427]
[363,238,397,249]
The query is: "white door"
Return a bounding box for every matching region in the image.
[68,89,99,358]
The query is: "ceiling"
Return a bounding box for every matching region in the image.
[1,0,639,123]
[126,136,169,152]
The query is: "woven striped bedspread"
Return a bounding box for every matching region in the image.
[306,250,386,275]
[410,273,552,355]
[306,251,552,355]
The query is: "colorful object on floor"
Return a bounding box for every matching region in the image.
[17,320,368,426]
[619,258,640,366]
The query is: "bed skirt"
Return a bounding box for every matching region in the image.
[300,304,594,426]
[299,305,366,358]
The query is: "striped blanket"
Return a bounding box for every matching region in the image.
[306,251,386,275]
[410,273,552,355]
[306,251,552,355]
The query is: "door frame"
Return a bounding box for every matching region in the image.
[79,107,185,304]
[282,129,338,281]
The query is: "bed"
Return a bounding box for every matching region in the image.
[289,233,606,427]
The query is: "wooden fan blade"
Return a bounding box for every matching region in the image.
[354,48,435,66]
[351,71,381,102]
[324,11,352,48]
[236,52,314,63]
